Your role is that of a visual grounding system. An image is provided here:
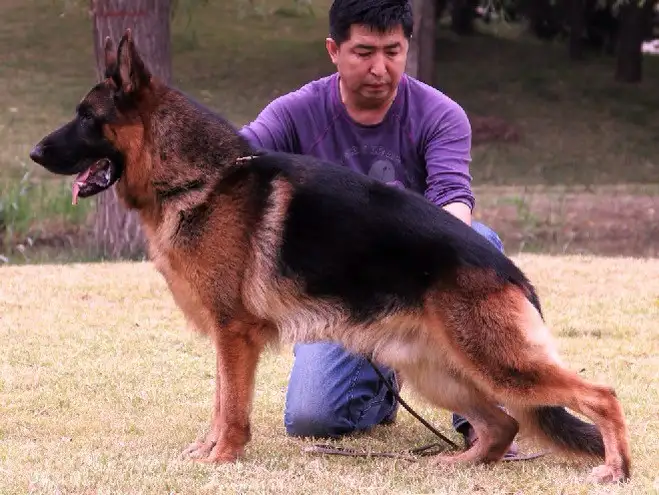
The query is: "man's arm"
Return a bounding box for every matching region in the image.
[238,92,301,153]
[422,101,475,226]
[443,201,472,226]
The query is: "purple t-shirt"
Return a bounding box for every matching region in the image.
[239,72,474,210]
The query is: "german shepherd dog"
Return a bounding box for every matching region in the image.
[29,30,630,483]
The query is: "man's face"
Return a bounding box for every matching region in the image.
[327,24,409,109]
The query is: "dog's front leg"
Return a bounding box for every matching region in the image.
[196,319,266,463]
[182,349,224,459]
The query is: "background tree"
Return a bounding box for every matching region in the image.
[451,0,479,34]
[568,0,586,60]
[407,0,438,85]
[615,0,656,82]
[89,0,172,260]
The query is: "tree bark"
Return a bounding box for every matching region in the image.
[615,0,655,83]
[451,0,478,35]
[89,0,172,259]
[568,0,586,60]
[407,0,437,85]
[435,0,448,24]
[526,0,561,40]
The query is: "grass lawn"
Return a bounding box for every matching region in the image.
[0,0,658,261]
[1,255,658,494]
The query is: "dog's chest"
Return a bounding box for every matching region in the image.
[150,245,214,336]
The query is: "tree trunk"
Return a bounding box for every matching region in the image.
[568,0,585,60]
[435,0,448,24]
[526,0,560,40]
[451,0,478,35]
[407,0,437,85]
[89,0,172,260]
[615,0,654,83]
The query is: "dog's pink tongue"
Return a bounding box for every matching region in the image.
[72,168,92,205]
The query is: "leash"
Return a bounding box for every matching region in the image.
[305,357,547,462]
[365,357,460,450]
[304,357,459,461]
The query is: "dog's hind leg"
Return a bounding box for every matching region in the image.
[184,318,268,463]
[436,402,519,465]
[430,284,631,483]
[402,364,518,465]
[504,369,629,484]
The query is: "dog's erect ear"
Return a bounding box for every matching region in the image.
[103,36,117,78]
[116,28,151,94]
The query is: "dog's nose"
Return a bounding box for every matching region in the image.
[29,145,45,164]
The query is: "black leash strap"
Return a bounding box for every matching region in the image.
[303,442,446,461]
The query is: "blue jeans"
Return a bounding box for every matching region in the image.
[284,221,505,438]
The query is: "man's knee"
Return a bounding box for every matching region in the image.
[284,342,398,438]
[284,342,361,438]
[471,220,504,253]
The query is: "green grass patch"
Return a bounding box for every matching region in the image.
[0,173,93,264]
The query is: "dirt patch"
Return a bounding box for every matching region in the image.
[3,188,657,263]
[470,115,521,145]
[2,224,94,264]
[474,187,659,257]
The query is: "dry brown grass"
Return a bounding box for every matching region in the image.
[1,255,658,494]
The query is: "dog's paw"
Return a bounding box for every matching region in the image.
[182,439,216,460]
[588,464,628,484]
[194,442,243,464]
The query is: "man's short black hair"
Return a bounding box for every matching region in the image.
[329,0,414,45]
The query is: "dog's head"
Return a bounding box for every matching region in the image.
[29,29,153,204]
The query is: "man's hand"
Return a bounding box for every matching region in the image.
[443,202,472,226]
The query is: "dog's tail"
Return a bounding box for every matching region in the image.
[520,406,605,458]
